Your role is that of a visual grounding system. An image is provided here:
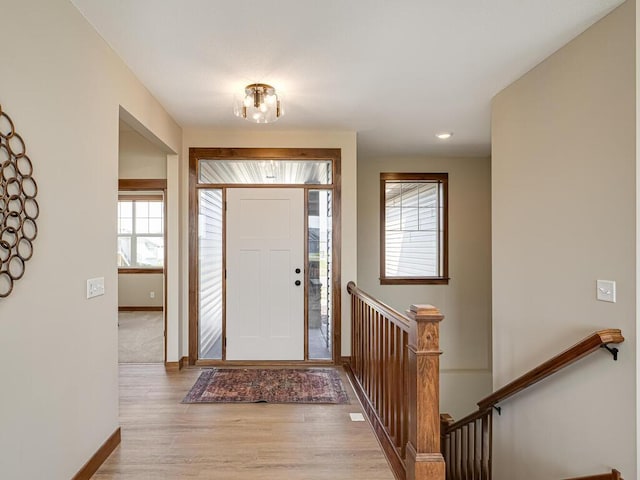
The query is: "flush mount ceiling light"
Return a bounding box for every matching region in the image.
[435,132,453,140]
[233,83,284,124]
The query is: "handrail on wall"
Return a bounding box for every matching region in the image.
[477,329,624,411]
[441,329,624,480]
[562,469,623,480]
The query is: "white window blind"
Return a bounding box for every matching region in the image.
[381,174,447,283]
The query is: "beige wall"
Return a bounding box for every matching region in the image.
[637,1,640,469]
[119,127,167,179]
[357,155,492,417]
[181,129,357,358]
[0,1,181,478]
[118,273,164,308]
[492,2,636,478]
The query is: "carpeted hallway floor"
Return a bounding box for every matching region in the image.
[118,311,163,363]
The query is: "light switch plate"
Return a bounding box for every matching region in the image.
[87,277,105,299]
[596,280,616,303]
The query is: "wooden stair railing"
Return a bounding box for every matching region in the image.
[440,409,493,479]
[345,281,445,480]
[562,470,623,480]
[440,329,624,480]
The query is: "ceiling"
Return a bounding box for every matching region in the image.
[72,0,624,158]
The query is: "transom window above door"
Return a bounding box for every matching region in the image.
[198,159,332,184]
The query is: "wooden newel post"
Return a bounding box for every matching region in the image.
[405,304,445,480]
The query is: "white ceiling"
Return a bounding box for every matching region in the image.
[72,0,624,158]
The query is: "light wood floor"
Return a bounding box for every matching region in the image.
[93,364,395,479]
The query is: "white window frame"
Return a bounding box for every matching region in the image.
[117,194,165,271]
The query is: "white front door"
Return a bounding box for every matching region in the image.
[226,188,304,360]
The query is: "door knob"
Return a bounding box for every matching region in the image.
[295,268,301,274]
[295,280,301,286]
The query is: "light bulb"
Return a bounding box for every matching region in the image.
[436,132,453,140]
[234,84,284,123]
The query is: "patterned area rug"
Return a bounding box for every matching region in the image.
[182,368,350,404]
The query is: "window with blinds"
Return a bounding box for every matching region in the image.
[198,189,223,359]
[380,173,448,284]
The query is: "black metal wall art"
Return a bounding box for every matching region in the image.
[0,104,38,298]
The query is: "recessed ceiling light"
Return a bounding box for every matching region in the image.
[436,132,453,140]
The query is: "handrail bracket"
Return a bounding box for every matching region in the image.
[601,344,619,361]
[493,405,502,416]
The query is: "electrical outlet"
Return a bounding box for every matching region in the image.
[150,291,155,299]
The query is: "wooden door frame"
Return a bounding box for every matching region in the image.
[188,148,342,366]
[118,178,168,364]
